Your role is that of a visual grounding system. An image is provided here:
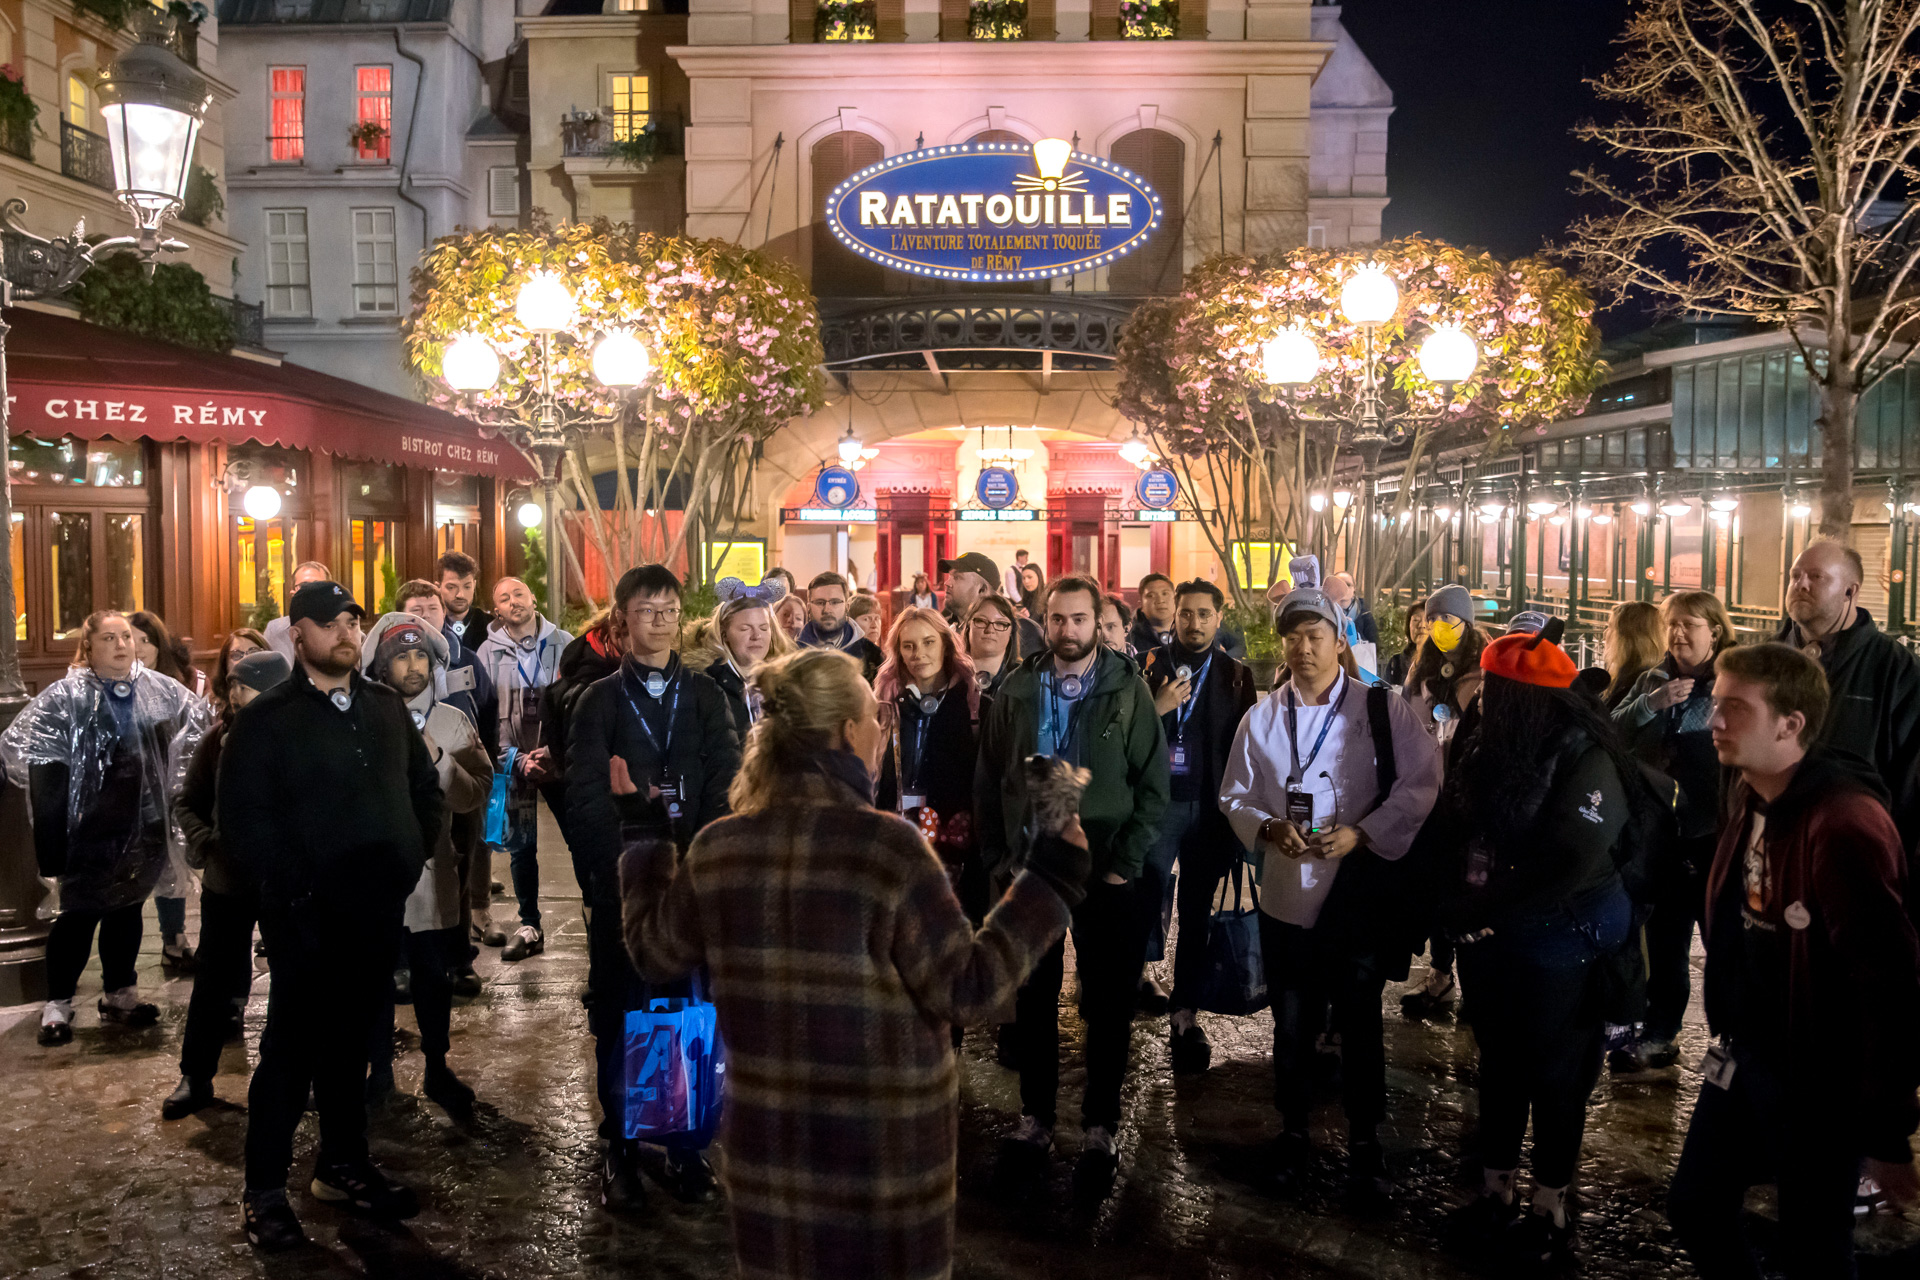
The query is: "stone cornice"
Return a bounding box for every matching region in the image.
[667,41,1335,85]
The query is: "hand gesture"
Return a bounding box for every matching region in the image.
[609,756,638,796]
[1152,675,1194,718]
[1647,677,1694,710]
[1061,813,1089,851]
[1265,818,1310,860]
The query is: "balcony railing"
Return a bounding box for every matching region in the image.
[820,294,1142,372]
[559,110,683,166]
[218,0,452,23]
[61,119,113,191]
[219,297,268,350]
[0,117,31,162]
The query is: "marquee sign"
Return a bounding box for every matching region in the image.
[824,141,1163,284]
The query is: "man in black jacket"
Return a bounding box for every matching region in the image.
[1775,540,1920,866]
[219,581,444,1253]
[567,564,741,1214]
[1139,579,1258,1072]
[796,570,883,680]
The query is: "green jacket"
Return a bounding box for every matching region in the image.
[975,646,1170,884]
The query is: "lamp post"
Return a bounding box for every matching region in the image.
[437,271,653,618]
[0,12,210,1004]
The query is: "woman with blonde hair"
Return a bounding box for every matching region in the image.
[1601,600,1666,711]
[617,647,1086,1280]
[699,580,796,735]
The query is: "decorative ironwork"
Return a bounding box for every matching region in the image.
[559,110,681,165]
[0,118,30,162]
[218,0,452,23]
[819,294,1141,370]
[61,119,114,191]
[221,296,266,349]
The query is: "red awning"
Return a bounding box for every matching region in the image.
[2,308,535,481]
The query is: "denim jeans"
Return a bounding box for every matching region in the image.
[1457,882,1632,1186]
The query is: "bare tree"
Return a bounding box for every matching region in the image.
[1570,0,1920,537]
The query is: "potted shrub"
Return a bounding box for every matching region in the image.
[349,119,389,158]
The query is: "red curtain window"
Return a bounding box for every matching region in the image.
[269,67,304,163]
[355,66,392,161]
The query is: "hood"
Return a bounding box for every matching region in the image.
[558,626,622,684]
[361,611,450,675]
[1762,743,1889,825]
[481,613,560,651]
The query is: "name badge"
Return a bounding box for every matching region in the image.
[901,793,927,812]
[1701,1042,1737,1091]
[659,777,683,820]
[1285,786,1317,832]
[1169,743,1190,775]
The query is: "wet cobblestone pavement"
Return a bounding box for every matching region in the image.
[4,814,1919,1278]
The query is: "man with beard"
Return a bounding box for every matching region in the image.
[795,571,883,681]
[361,613,493,1115]
[1774,540,1920,863]
[437,550,495,648]
[1138,579,1259,1069]
[976,574,1169,1204]
[475,577,572,962]
[219,582,442,1252]
[942,551,1044,656]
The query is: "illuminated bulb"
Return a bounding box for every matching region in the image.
[242,485,281,520]
[1032,138,1072,190]
[1708,496,1740,513]
[1591,511,1614,526]
[837,427,863,464]
[1340,264,1399,326]
[1527,499,1559,516]
[517,501,544,528]
[1332,489,1353,509]
[1478,500,1506,518]
[514,269,576,333]
[1417,324,1479,384]
[1630,501,1653,517]
[1433,505,1454,522]
[1661,500,1691,517]
[1549,515,1568,527]
[1574,505,1592,520]
[1261,328,1321,385]
[592,328,651,387]
[1309,492,1328,513]
[442,332,500,391]
[1118,432,1153,466]
[1710,510,1732,525]
[1789,500,1812,519]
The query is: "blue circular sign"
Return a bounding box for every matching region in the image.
[816,466,859,509]
[976,467,1018,510]
[1136,468,1177,510]
[825,142,1162,284]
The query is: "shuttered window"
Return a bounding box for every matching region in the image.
[1109,129,1185,294]
[811,132,885,297]
[488,167,520,218]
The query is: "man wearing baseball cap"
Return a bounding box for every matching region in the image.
[941,550,1043,656]
[218,581,444,1251]
[1218,586,1441,1199]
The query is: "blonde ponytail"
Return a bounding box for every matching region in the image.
[728,648,869,815]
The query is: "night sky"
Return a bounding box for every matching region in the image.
[1338,0,1638,327]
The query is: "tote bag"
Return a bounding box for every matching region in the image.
[483,746,517,845]
[622,996,725,1142]
[1194,860,1268,1016]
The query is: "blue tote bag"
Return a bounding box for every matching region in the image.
[483,746,517,845]
[622,995,726,1142]
[1194,860,1268,1016]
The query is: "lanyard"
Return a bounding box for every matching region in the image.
[726,656,760,723]
[1042,668,1088,761]
[623,665,682,762]
[902,689,946,788]
[514,636,548,689]
[1171,651,1214,743]
[1285,675,1349,785]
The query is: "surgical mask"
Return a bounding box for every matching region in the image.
[1429,616,1466,653]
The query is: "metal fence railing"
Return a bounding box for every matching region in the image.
[60,120,113,191]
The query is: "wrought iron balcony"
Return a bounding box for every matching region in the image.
[220,297,267,350]
[60,120,113,191]
[217,0,450,22]
[559,110,683,166]
[819,293,1143,373]
[0,117,31,163]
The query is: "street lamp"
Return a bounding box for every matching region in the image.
[837,425,863,464]
[1118,427,1154,468]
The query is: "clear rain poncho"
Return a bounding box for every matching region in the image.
[1,664,211,914]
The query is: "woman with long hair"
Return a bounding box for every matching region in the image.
[773,592,808,643]
[210,628,270,712]
[962,594,1021,698]
[1438,632,1639,1268]
[1383,602,1428,688]
[1601,600,1665,711]
[1018,563,1047,620]
[617,647,1085,1280]
[908,572,938,610]
[129,610,187,685]
[2,610,209,1045]
[700,586,796,735]
[1607,590,1738,1075]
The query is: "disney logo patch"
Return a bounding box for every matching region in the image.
[1578,790,1605,824]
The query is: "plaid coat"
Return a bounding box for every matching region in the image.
[619,770,1069,1280]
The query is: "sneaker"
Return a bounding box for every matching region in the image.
[242,1187,306,1252]
[254,937,269,960]
[1443,1193,1519,1256]
[1169,1022,1213,1074]
[423,1059,476,1119]
[1399,969,1455,1021]
[1501,1206,1574,1269]
[1136,976,1170,1016]
[656,1150,719,1204]
[600,1140,648,1216]
[162,1075,215,1120]
[502,925,544,962]
[471,913,508,948]
[1072,1125,1120,1205]
[450,967,483,999]
[161,934,197,975]
[1607,1036,1681,1077]
[98,990,160,1029]
[310,1157,420,1219]
[1346,1138,1392,1201]
[38,1000,74,1047]
[1857,1174,1885,1218]
[491,879,506,897]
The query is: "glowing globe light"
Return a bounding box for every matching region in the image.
[1340,265,1399,326]
[1631,501,1653,517]
[517,501,544,528]
[1433,505,1454,522]
[592,328,651,387]
[1708,496,1740,512]
[1417,325,1479,384]
[1309,492,1328,512]
[1528,499,1560,516]
[1789,500,1812,519]
[514,270,576,333]
[1261,328,1321,385]
[442,332,501,392]
[1661,500,1691,518]
[1591,511,1615,526]
[242,485,281,520]
[1118,431,1153,467]
[1332,489,1353,509]
[837,427,863,464]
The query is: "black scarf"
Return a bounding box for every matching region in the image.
[817,747,875,805]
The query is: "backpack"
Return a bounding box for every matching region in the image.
[1306,682,1419,972]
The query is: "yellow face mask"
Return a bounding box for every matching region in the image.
[1428,615,1466,653]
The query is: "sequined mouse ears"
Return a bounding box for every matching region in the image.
[716,576,788,606]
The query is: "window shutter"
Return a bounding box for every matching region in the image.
[1024,0,1055,40]
[1178,0,1206,38]
[488,166,520,218]
[1089,0,1120,40]
[1109,129,1185,293]
[876,0,906,40]
[940,0,968,41]
[791,0,815,43]
[811,132,886,295]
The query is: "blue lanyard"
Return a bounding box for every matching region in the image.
[1285,675,1349,784]
[901,690,943,789]
[1042,668,1087,761]
[623,665,682,761]
[514,636,548,689]
[1171,652,1214,744]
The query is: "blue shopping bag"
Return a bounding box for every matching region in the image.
[1194,860,1268,1016]
[483,746,517,845]
[622,996,725,1141]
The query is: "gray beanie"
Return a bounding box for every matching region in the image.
[230,649,291,694]
[1425,583,1474,624]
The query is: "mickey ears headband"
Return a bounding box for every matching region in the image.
[716,576,788,606]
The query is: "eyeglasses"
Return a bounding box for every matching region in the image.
[971,618,1013,634]
[627,605,682,624]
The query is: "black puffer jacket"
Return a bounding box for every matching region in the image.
[542,626,622,784]
[172,720,250,900]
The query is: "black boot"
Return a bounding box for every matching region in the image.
[601,1140,648,1216]
[656,1149,719,1204]
[162,1075,215,1120]
[423,1057,475,1119]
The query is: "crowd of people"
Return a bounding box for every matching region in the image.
[5,536,1920,1279]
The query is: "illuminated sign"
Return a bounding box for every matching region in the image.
[825,142,1161,283]
[815,466,859,508]
[1134,509,1178,523]
[976,466,1019,510]
[959,508,1038,522]
[788,507,877,523]
[1136,468,1177,510]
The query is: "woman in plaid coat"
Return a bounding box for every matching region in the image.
[619,647,1088,1280]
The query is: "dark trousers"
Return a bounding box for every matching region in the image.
[1644,841,1712,1041]
[179,887,257,1082]
[1141,801,1235,1011]
[502,817,542,932]
[46,901,144,1000]
[1016,878,1147,1132]
[585,873,704,1152]
[1456,885,1631,1187]
[1669,1048,1861,1279]
[376,927,459,1065]
[245,930,395,1191]
[1258,913,1387,1137]
[156,894,187,938]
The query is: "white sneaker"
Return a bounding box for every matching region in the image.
[41,998,73,1027]
[1008,1114,1053,1150]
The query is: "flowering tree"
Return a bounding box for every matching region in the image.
[405,219,825,599]
[1116,236,1603,607]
